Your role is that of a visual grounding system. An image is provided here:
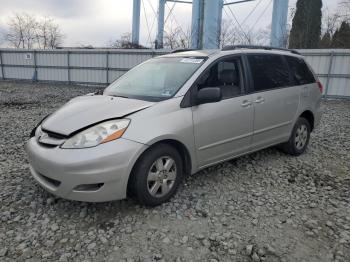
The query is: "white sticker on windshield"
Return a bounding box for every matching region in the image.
[180,58,204,64]
[161,90,172,96]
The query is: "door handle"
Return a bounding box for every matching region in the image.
[254,97,265,104]
[241,100,252,107]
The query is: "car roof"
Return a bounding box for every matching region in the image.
[161,47,302,59]
[162,49,220,58]
[226,48,303,58]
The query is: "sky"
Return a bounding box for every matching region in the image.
[0,0,340,48]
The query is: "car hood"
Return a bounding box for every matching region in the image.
[41,95,154,136]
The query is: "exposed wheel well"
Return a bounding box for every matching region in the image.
[300,110,315,131]
[127,139,192,196]
[148,140,192,176]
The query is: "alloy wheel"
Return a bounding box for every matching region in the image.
[295,124,308,150]
[147,156,177,198]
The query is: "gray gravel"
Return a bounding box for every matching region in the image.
[0,81,350,262]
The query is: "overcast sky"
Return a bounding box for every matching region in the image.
[0,0,340,47]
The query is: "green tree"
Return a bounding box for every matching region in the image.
[289,0,322,49]
[319,32,332,48]
[332,21,350,48]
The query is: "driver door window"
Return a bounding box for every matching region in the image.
[197,57,244,99]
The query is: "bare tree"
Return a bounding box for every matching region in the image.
[5,13,63,49]
[6,13,37,48]
[338,0,350,21]
[220,19,273,47]
[109,32,145,49]
[36,17,63,49]
[163,27,180,49]
[340,0,350,11]
[163,20,191,50]
[47,21,63,48]
[322,8,342,36]
[177,27,191,49]
[220,19,237,47]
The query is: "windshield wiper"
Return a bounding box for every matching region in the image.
[109,94,130,99]
[94,89,104,95]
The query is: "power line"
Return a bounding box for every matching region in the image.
[249,0,273,34]
[141,0,153,46]
[146,0,158,16]
[222,7,246,43]
[165,2,189,40]
[241,0,263,26]
[146,0,157,42]
[224,1,251,42]
[165,2,176,24]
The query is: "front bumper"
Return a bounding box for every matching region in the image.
[25,137,148,202]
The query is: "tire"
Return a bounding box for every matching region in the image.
[281,117,311,156]
[128,144,183,206]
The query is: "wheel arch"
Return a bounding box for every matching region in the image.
[126,138,193,195]
[299,110,315,131]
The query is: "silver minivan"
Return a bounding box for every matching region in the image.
[26,46,323,206]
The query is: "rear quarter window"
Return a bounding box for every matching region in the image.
[285,56,315,85]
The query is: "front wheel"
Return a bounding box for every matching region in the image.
[128,144,183,206]
[281,117,311,156]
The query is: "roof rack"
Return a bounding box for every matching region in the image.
[170,48,198,53]
[221,45,301,55]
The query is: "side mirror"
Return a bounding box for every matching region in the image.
[196,87,222,105]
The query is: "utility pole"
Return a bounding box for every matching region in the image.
[202,0,223,49]
[132,0,141,45]
[191,0,202,49]
[191,0,223,49]
[270,0,289,47]
[156,0,166,49]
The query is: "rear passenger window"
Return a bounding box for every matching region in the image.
[285,56,315,85]
[248,54,290,92]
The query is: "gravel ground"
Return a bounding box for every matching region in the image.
[0,81,350,262]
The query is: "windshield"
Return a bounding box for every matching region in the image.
[104,57,205,101]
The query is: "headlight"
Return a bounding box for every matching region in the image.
[61,119,130,149]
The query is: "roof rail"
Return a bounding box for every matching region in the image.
[222,45,301,55]
[170,48,198,53]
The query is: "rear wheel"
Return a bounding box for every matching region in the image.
[281,117,311,156]
[128,144,183,206]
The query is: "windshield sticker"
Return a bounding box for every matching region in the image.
[161,90,172,96]
[180,58,204,64]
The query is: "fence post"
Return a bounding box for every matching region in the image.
[33,50,38,82]
[325,51,334,99]
[0,50,4,80]
[67,51,71,84]
[106,51,109,84]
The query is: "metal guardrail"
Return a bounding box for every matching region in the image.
[0,50,4,81]
[0,48,349,98]
[0,49,167,86]
[298,50,350,99]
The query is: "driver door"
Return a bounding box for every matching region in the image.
[192,56,254,168]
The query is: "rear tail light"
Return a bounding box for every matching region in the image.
[317,81,324,94]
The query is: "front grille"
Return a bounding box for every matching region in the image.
[44,130,67,140]
[38,143,57,148]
